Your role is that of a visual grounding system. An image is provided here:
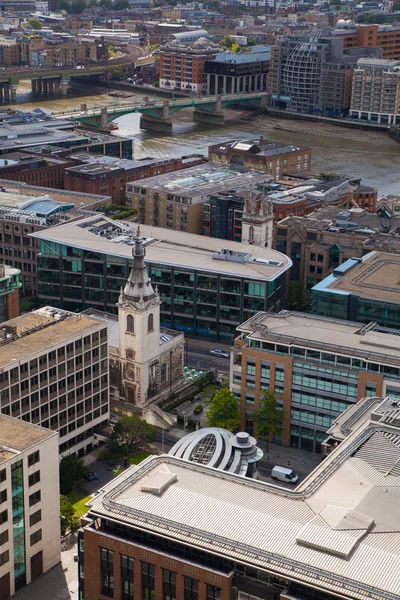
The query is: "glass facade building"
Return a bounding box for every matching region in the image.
[34,219,291,341]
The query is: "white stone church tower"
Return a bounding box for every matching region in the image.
[241,192,274,248]
[114,227,184,409]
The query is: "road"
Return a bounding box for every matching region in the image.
[186,338,231,374]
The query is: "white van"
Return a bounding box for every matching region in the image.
[271,465,299,484]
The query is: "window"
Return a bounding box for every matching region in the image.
[246,364,256,376]
[30,510,41,527]
[142,561,155,600]
[0,469,5,483]
[161,363,167,384]
[206,585,221,600]
[0,510,7,525]
[28,451,40,467]
[28,471,40,487]
[29,490,41,507]
[127,314,134,334]
[0,550,9,567]
[121,555,134,600]
[101,548,114,597]
[148,313,154,333]
[184,577,198,600]
[163,569,176,600]
[0,490,6,504]
[30,529,42,546]
[0,530,8,546]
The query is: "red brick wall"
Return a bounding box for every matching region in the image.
[83,527,232,600]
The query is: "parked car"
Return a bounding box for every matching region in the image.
[209,349,229,358]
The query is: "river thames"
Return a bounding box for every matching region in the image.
[10,81,400,195]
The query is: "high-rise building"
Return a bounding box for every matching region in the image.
[205,48,270,95]
[0,265,21,323]
[311,251,400,327]
[78,404,400,600]
[0,307,109,457]
[0,414,60,600]
[349,58,400,125]
[231,310,400,453]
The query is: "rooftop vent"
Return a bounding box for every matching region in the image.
[140,471,177,495]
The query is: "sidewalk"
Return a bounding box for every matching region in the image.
[258,440,322,473]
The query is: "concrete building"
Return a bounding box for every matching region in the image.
[208,138,312,179]
[126,163,274,234]
[86,227,185,411]
[231,310,400,452]
[311,251,400,328]
[63,154,204,206]
[0,264,21,323]
[0,306,109,457]
[205,47,270,95]
[159,31,219,93]
[31,215,292,341]
[169,428,263,478]
[0,414,60,600]
[0,184,110,297]
[78,406,400,600]
[349,58,400,125]
[274,203,389,292]
[334,22,400,60]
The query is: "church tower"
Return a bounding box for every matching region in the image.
[241,192,274,248]
[118,227,161,407]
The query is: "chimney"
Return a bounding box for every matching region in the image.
[259,136,265,152]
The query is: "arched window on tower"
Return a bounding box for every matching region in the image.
[127,314,134,333]
[161,363,167,384]
[148,313,154,333]
[249,226,255,244]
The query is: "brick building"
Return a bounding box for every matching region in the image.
[0,153,73,190]
[335,23,400,60]
[64,155,204,206]
[0,264,21,323]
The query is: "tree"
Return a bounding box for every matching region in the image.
[111,68,124,80]
[60,495,79,536]
[114,0,130,9]
[112,465,122,477]
[28,18,42,29]
[250,390,284,451]
[59,455,88,495]
[71,0,86,13]
[286,280,308,312]
[59,0,72,11]
[232,43,241,53]
[206,388,240,431]
[113,415,156,455]
[99,0,113,8]
[220,36,233,49]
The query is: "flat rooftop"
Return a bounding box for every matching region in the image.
[30,215,291,281]
[0,307,105,370]
[0,413,56,463]
[87,409,400,600]
[0,179,110,208]
[326,251,400,304]
[237,311,400,364]
[211,139,310,159]
[126,163,272,199]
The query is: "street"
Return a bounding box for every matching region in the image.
[186,338,232,374]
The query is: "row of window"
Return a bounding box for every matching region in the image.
[292,372,358,398]
[291,408,335,429]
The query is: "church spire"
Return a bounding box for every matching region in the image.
[121,226,156,304]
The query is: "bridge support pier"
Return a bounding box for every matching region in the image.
[3,85,10,104]
[60,80,69,96]
[42,80,48,95]
[10,85,17,103]
[37,79,42,94]
[139,115,172,132]
[193,109,225,126]
[55,80,61,95]
[31,79,37,93]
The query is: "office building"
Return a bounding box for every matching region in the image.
[159,30,219,93]
[0,414,60,600]
[0,153,73,190]
[205,47,270,95]
[0,306,109,457]
[0,264,21,323]
[274,203,388,291]
[31,215,291,341]
[334,22,400,60]
[269,29,382,115]
[86,227,185,410]
[311,251,400,328]
[208,138,311,179]
[231,310,400,452]
[126,164,273,235]
[0,184,110,297]
[63,154,204,206]
[349,58,400,125]
[79,404,400,600]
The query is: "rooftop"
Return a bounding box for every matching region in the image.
[237,310,400,364]
[126,163,273,200]
[211,138,309,159]
[0,412,56,464]
[87,408,400,600]
[0,306,106,370]
[30,215,291,281]
[210,49,271,64]
[325,251,400,304]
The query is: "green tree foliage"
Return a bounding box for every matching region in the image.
[60,495,79,536]
[59,455,88,495]
[28,18,42,29]
[99,0,113,8]
[59,0,71,11]
[114,0,130,9]
[206,388,240,431]
[71,0,87,13]
[112,465,122,477]
[286,280,308,312]
[220,35,234,49]
[250,390,284,449]
[113,415,156,455]
[111,68,124,80]
[358,12,393,23]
